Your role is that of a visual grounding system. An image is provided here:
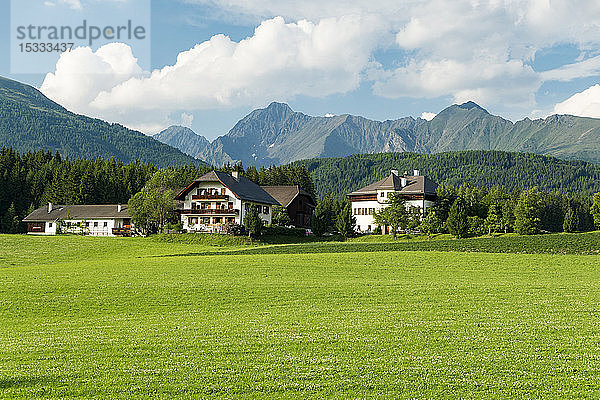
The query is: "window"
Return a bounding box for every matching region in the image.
[263,206,269,214]
[94,222,98,228]
[221,188,226,195]
[49,222,53,228]
[228,202,234,209]
[103,222,108,227]
[85,222,90,227]
[255,205,261,213]
[368,225,371,231]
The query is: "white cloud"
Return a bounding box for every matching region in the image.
[39,0,600,131]
[541,55,600,82]
[180,112,194,128]
[420,112,436,121]
[324,113,335,117]
[44,2,56,7]
[59,0,82,10]
[41,43,143,113]
[554,84,600,118]
[372,57,540,107]
[41,15,387,132]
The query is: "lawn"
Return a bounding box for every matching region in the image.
[1,234,600,398]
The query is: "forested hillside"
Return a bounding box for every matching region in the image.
[0,76,202,167]
[294,150,600,199]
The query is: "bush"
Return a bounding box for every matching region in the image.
[223,222,244,236]
[468,216,486,236]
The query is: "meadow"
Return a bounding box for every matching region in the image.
[1,234,600,398]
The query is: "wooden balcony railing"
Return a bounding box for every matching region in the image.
[180,208,238,215]
[191,194,229,200]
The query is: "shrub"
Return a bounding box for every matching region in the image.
[223,222,244,236]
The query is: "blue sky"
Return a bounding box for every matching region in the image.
[3,0,600,139]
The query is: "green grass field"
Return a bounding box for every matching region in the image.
[2,234,600,398]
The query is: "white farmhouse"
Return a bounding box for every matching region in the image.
[347,170,438,233]
[175,170,280,233]
[23,204,132,236]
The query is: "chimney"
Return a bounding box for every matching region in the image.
[391,169,399,176]
[413,169,420,176]
[118,204,122,213]
[401,177,407,187]
[232,170,240,180]
[48,202,53,213]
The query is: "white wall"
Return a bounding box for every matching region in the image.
[28,218,127,236]
[351,195,434,233]
[181,182,273,232]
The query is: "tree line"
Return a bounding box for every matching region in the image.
[294,150,600,199]
[0,147,314,233]
[308,183,600,239]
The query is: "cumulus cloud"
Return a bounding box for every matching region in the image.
[41,15,387,131]
[554,84,600,118]
[420,112,436,121]
[41,43,143,112]
[39,0,600,132]
[372,57,540,107]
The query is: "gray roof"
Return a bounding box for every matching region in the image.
[261,185,315,208]
[349,173,438,196]
[23,204,130,222]
[176,171,280,205]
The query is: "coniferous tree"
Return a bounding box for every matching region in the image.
[335,202,355,237]
[485,202,503,234]
[592,193,600,229]
[243,204,263,243]
[563,207,578,233]
[514,189,542,235]
[447,197,469,238]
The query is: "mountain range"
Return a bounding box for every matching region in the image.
[155,101,600,166]
[0,76,202,167]
[3,74,600,169]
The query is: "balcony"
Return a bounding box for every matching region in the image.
[180,208,238,215]
[191,194,229,200]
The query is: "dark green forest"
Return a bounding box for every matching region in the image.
[0,147,314,233]
[295,150,600,199]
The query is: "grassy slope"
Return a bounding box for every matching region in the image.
[1,235,600,397]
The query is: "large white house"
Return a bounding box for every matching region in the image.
[175,170,280,233]
[347,170,438,233]
[23,204,132,236]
